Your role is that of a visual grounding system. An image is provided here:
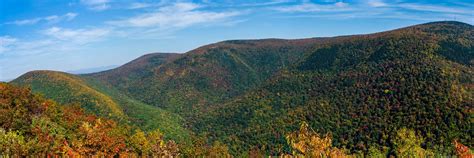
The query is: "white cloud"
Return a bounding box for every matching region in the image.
[80,0,110,11]
[42,27,111,44]
[223,0,290,7]
[249,0,290,6]
[0,36,58,57]
[0,26,111,58]
[367,0,387,7]
[128,2,153,9]
[273,1,472,23]
[65,13,78,20]
[8,18,41,25]
[274,2,351,12]
[108,2,241,28]
[398,3,472,14]
[0,36,18,54]
[5,13,78,26]
[335,2,348,7]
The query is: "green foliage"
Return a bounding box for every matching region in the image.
[87,39,322,120]
[11,71,124,118]
[0,129,31,156]
[391,128,433,157]
[367,146,387,158]
[129,129,179,157]
[0,83,179,156]
[130,129,150,154]
[5,21,473,156]
[11,71,190,142]
[193,21,473,155]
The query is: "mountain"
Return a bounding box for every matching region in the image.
[0,82,179,156]
[86,38,335,119]
[193,21,474,154]
[87,53,180,86]
[9,21,473,156]
[11,70,189,142]
[67,65,119,74]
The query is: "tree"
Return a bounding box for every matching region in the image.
[453,140,473,158]
[130,129,150,155]
[147,129,179,157]
[285,122,350,157]
[0,129,31,156]
[391,128,433,157]
[208,141,231,157]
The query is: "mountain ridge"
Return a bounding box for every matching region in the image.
[10,21,473,156]
[11,70,190,142]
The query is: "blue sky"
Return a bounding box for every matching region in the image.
[0,0,473,81]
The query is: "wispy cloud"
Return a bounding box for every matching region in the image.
[42,27,111,45]
[5,13,78,26]
[272,1,472,23]
[1,26,111,57]
[273,2,351,12]
[0,36,18,54]
[207,0,290,7]
[238,0,291,7]
[128,2,153,9]
[80,0,110,11]
[367,0,388,7]
[397,3,472,14]
[108,2,241,28]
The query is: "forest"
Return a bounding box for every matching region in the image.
[4,21,473,157]
[1,83,471,157]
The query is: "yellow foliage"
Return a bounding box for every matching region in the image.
[285,122,351,158]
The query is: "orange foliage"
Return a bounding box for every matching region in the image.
[454,140,473,158]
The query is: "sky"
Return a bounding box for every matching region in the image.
[0,0,473,81]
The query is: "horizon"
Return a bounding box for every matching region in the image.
[1,0,473,81]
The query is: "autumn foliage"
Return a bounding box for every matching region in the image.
[0,83,178,156]
[4,21,474,156]
[284,122,350,157]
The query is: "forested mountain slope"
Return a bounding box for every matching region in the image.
[0,83,180,156]
[11,71,189,142]
[87,53,181,88]
[86,38,330,119]
[8,21,473,156]
[193,21,473,155]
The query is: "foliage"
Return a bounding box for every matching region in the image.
[86,39,323,120]
[454,140,474,158]
[284,122,350,157]
[11,71,190,142]
[5,21,474,156]
[192,21,473,155]
[391,128,433,157]
[129,129,179,157]
[0,129,31,156]
[0,83,179,156]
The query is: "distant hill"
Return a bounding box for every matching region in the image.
[68,65,119,74]
[87,53,180,91]
[10,21,473,156]
[11,70,190,142]
[86,38,333,120]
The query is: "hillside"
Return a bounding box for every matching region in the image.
[11,71,189,142]
[87,53,180,87]
[0,83,179,156]
[8,21,474,156]
[193,21,474,155]
[86,38,334,119]
[12,70,124,118]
